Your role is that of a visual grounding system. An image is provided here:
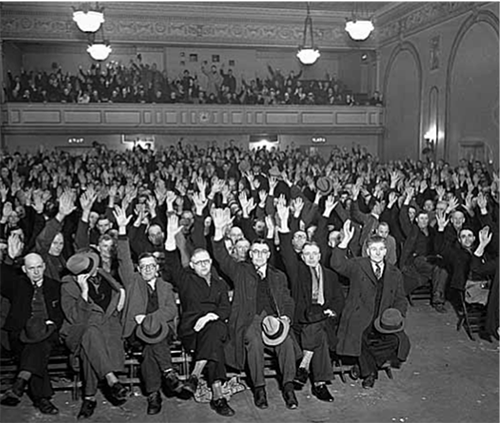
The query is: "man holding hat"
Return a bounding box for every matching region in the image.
[114,206,181,415]
[331,220,410,389]
[0,253,63,414]
[60,249,128,419]
[212,208,301,410]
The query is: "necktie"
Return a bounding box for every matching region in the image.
[312,268,319,303]
[374,263,382,279]
[257,268,265,280]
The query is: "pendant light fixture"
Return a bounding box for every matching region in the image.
[297,2,320,66]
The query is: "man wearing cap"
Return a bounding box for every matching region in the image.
[211,208,301,410]
[277,200,345,402]
[114,206,181,415]
[331,220,410,389]
[60,250,128,419]
[164,214,235,417]
[0,253,64,415]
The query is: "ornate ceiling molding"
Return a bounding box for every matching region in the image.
[0,3,378,49]
[375,2,480,47]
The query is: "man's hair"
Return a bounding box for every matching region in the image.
[138,252,157,262]
[97,214,110,223]
[366,235,387,248]
[301,241,321,252]
[251,239,269,249]
[190,248,209,261]
[98,233,115,244]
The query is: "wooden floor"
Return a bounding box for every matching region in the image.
[0,302,498,423]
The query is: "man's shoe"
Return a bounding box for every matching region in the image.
[434,303,447,313]
[35,398,59,415]
[210,397,235,417]
[77,399,97,419]
[293,367,309,386]
[11,377,28,398]
[0,391,21,407]
[253,386,268,409]
[283,383,298,409]
[147,391,162,415]
[109,381,128,404]
[182,374,198,396]
[362,373,376,389]
[163,370,184,394]
[311,384,334,402]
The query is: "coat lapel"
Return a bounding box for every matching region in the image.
[360,259,378,285]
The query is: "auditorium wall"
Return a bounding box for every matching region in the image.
[4,132,380,157]
[7,43,377,93]
[379,3,499,166]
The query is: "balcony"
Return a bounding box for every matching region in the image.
[2,103,385,136]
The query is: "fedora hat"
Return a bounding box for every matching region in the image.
[20,317,56,344]
[268,166,282,178]
[136,314,169,344]
[66,251,100,276]
[238,159,251,174]
[315,177,333,195]
[261,315,290,347]
[374,308,405,334]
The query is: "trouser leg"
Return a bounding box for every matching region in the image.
[141,339,172,394]
[244,313,266,388]
[432,266,448,305]
[19,332,58,400]
[80,348,99,397]
[301,323,333,382]
[273,335,297,386]
[196,321,227,385]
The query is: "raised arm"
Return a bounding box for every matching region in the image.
[113,205,135,290]
[330,219,355,278]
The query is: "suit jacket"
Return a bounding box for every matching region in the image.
[212,238,297,370]
[0,263,63,333]
[330,247,410,360]
[117,235,178,339]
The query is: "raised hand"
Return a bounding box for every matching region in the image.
[478,226,492,247]
[435,185,446,201]
[196,176,207,195]
[476,192,487,212]
[388,191,398,208]
[435,210,449,231]
[258,190,268,207]
[447,196,459,213]
[291,196,304,218]
[113,205,132,231]
[324,194,338,216]
[340,219,355,246]
[239,191,256,217]
[7,231,24,259]
[58,190,77,218]
[276,199,290,230]
[147,196,157,217]
[192,191,208,215]
[268,176,278,194]
[211,207,232,231]
[80,187,97,212]
[165,190,177,211]
[167,213,184,239]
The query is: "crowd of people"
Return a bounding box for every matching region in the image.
[0,140,497,420]
[3,58,383,106]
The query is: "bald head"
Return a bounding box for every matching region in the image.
[23,253,46,284]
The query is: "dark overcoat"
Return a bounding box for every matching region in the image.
[212,239,299,371]
[330,247,410,360]
[60,269,124,370]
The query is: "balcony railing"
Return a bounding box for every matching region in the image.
[2,103,384,135]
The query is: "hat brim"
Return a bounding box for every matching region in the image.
[136,322,169,344]
[262,318,290,347]
[67,251,100,276]
[315,178,333,195]
[374,317,405,334]
[20,323,56,344]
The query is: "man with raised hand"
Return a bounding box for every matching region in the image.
[114,205,181,415]
[331,220,410,389]
[211,207,301,410]
[164,212,234,417]
[276,199,344,403]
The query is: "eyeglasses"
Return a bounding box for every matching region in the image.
[139,264,156,271]
[302,251,320,258]
[250,249,270,256]
[192,259,211,267]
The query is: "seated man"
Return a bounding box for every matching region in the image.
[277,201,345,402]
[114,206,182,415]
[60,251,127,419]
[331,220,410,389]
[0,253,64,415]
[400,188,448,312]
[211,208,301,410]
[164,214,235,417]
